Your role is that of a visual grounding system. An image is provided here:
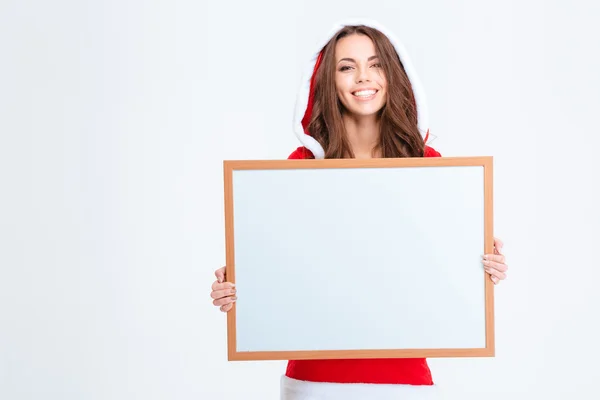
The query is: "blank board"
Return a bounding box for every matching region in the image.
[223,156,494,361]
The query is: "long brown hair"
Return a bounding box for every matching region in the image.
[306,25,425,159]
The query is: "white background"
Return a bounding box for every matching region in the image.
[1,0,598,399]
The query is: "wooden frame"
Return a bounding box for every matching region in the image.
[223,156,494,361]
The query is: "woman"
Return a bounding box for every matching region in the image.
[210,20,508,400]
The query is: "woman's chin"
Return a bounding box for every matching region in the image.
[346,106,384,118]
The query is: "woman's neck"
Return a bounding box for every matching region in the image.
[342,113,381,158]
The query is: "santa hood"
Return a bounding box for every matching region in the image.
[293,19,432,159]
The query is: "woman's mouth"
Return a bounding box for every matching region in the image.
[352,89,378,101]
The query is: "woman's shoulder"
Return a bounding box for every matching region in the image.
[287,145,441,159]
[287,146,314,159]
[424,145,441,158]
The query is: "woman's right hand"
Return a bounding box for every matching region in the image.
[210,266,237,312]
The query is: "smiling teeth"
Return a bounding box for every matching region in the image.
[354,90,377,97]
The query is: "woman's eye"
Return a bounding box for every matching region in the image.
[339,66,352,71]
[371,63,382,68]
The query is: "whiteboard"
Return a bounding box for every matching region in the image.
[223,157,494,361]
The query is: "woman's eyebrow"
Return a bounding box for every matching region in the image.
[337,55,379,64]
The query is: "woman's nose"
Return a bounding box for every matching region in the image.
[356,68,371,83]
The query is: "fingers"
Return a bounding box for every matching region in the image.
[211,279,235,292]
[484,243,508,284]
[211,285,237,301]
[483,253,506,265]
[494,237,504,254]
[482,258,508,273]
[215,266,226,283]
[220,303,234,313]
[213,295,237,307]
[483,258,507,282]
[484,265,506,280]
[211,266,236,312]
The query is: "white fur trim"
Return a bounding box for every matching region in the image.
[293,55,326,159]
[293,19,430,159]
[280,375,441,400]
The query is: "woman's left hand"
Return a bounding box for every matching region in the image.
[483,237,508,285]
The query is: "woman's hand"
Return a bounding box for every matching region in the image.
[210,266,237,312]
[483,237,508,285]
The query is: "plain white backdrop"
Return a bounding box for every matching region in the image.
[1,0,598,399]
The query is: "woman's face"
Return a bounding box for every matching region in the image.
[334,34,387,118]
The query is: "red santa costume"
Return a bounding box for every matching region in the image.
[279,19,443,400]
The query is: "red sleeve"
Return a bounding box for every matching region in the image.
[287,146,314,160]
[424,145,441,158]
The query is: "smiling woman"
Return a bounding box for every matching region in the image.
[209,19,509,400]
